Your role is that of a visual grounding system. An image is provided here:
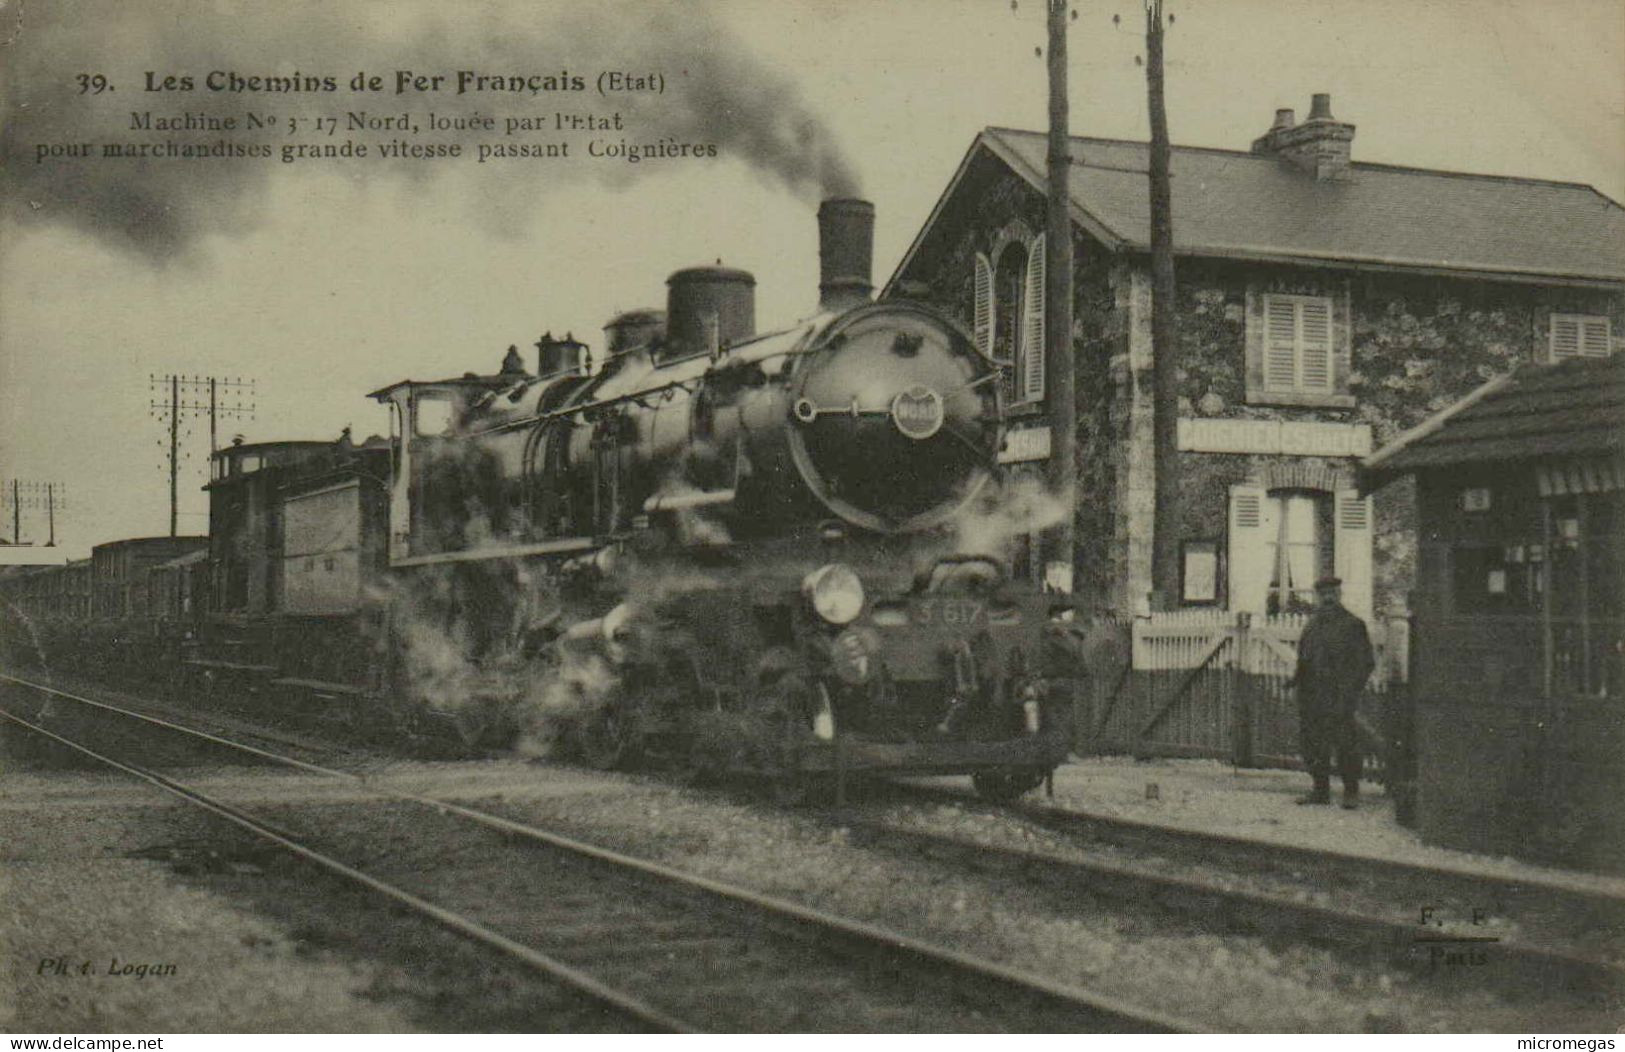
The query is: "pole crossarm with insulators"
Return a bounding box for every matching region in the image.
[148,374,255,537]
[0,480,67,546]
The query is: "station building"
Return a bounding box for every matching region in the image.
[884,95,1625,623]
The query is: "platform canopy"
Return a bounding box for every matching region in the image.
[1362,354,1624,488]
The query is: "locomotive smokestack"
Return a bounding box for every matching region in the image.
[817,198,874,311]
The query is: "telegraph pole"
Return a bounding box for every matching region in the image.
[1044,0,1077,594]
[149,374,255,538]
[0,481,65,547]
[1146,0,1181,605]
[169,375,180,537]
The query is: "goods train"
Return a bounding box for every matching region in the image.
[0,198,1077,800]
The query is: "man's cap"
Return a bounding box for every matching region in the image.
[1314,575,1343,589]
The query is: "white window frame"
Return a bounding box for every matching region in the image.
[1228,484,1372,622]
[1261,293,1334,396]
[1263,490,1327,613]
[1549,313,1612,362]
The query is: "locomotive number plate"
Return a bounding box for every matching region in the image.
[912,598,986,627]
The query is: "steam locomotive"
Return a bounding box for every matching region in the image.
[0,198,1077,800]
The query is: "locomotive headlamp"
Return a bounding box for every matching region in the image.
[802,563,865,625]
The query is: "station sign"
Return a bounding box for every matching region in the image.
[998,424,1052,464]
[1176,418,1373,458]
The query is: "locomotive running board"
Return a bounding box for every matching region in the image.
[391,537,598,569]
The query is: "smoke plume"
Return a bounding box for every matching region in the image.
[1,0,861,263]
[948,474,1071,562]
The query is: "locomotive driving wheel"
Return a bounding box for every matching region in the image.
[971,767,1048,803]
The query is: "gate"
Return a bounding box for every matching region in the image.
[1079,610,1407,776]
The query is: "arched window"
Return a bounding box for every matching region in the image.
[973,233,1046,406]
[993,241,1026,397]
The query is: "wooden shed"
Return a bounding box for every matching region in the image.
[1364,355,1622,869]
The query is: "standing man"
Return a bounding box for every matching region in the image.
[1293,575,1375,809]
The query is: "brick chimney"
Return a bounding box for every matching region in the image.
[1250,93,1355,181]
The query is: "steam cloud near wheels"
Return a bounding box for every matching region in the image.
[0,0,861,263]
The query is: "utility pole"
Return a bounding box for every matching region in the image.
[1146,0,1181,606]
[149,374,255,538]
[1044,0,1078,595]
[169,375,179,537]
[0,481,64,547]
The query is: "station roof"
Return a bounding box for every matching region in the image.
[1363,354,1625,481]
[888,128,1625,290]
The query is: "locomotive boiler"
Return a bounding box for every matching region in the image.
[365,198,1075,798]
[373,200,1070,797]
[378,200,1003,554]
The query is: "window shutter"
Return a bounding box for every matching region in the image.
[1263,296,1298,391]
[1580,316,1612,358]
[973,252,994,360]
[1021,233,1046,402]
[1299,298,1332,390]
[1332,489,1374,623]
[1227,484,1270,614]
[1551,315,1581,360]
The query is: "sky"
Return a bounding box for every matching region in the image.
[1,0,1622,561]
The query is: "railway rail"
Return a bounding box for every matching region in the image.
[12,668,1619,1021]
[833,814,1622,998]
[893,782,1625,951]
[0,671,1187,1033]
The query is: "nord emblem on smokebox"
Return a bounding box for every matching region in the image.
[890,386,944,440]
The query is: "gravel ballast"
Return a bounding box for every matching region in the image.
[454,770,1614,1032]
[0,771,414,1033]
[4,707,1615,1032]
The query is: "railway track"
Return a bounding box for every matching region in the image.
[861,784,1625,999]
[0,672,1188,1033]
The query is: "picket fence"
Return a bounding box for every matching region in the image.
[1075,609,1409,773]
